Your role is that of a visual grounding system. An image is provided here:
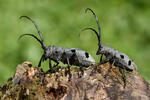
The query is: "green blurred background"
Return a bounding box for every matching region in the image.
[0,0,149,83]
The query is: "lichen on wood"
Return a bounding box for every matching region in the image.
[0,61,150,100]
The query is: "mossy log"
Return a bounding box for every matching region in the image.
[0,61,150,100]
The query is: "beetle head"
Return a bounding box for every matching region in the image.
[96,47,102,55]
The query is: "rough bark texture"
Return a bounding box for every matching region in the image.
[0,61,150,100]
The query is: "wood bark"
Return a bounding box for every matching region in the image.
[0,61,149,100]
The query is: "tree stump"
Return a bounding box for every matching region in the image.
[0,61,149,100]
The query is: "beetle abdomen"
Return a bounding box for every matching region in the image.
[60,48,95,67]
[102,45,135,71]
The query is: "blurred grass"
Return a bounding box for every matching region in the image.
[0,0,150,83]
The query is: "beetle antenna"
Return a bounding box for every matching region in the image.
[20,16,44,42]
[79,27,100,43]
[18,33,46,50]
[85,8,102,47]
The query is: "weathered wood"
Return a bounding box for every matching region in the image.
[0,61,149,100]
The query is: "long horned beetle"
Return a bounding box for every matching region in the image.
[79,8,136,88]
[18,16,95,80]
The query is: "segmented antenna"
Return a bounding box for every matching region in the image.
[85,8,101,37]
[85,8,102,47]
[18,33,43,46]
[79,27,100,42]
[19,16,46,49]
[20,16,44,42]
[79,8,102,48]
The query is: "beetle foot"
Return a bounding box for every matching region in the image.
[90,66,97,76]
[68,73,72,81]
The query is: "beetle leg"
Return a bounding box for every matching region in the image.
[78,66,84,78]
[122,66,126,88]
[100,54,103,63]
[99,58,110,64]
[67,58,72,81]
[75,54,84,77]
[38,55,44,67]
[90,58,110,76]
[48,57,53,72]
[53,61,59,68]
[104,59,115,78]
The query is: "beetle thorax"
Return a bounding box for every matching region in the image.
[97,45,115,56]
[43,46,51,60]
